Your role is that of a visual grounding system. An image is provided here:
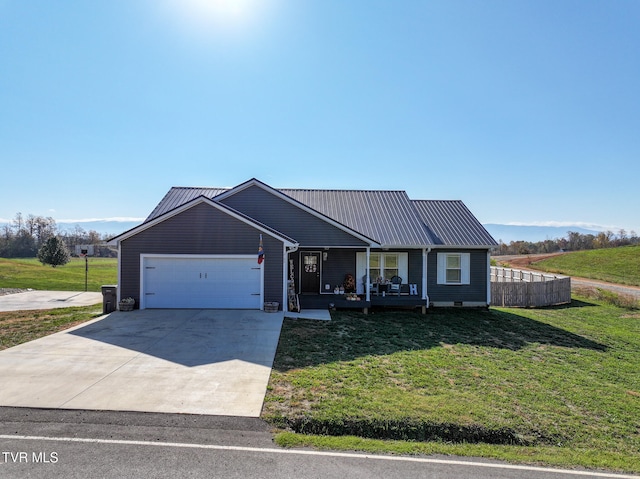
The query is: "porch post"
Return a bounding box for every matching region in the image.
[422,248,429,302]
[365,247,371,302]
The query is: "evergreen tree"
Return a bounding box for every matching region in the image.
[37,236,70,267]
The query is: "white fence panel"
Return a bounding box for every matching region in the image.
[490,267,571,307]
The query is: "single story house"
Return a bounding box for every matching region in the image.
[107,178,498,313]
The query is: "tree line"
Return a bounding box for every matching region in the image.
[0,213,117,258]
[494,229,640,256]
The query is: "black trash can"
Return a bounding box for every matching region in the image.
[101,285,118,314]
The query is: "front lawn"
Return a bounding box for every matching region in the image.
[0,257,117,292]
[0,304,104,350]
[263,300,640,473]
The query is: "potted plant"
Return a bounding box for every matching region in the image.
[119,297,135,311]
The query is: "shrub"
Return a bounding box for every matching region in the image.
[37,236,70,268]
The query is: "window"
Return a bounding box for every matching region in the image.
[437,252,470,285]
[446,254,462,283]
[369,253,399,282]
[303,254,318,273]
[369,253,381,281]
[356,252,408,294]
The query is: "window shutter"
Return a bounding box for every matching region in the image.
[461,253,471,285]
[437,253,446,284]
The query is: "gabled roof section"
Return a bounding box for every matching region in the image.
[281,189,434,248]
[217,178,380,246]
[412,200,498,247]
[139,179,496,249]
[145,187,227,221]
[108,195,297,247]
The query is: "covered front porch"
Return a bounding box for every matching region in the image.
[287,247,430,314]
[298,293,428,314]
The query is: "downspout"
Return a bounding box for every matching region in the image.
[486,249,492,307]
[423,247,431,305]
[117,241,122,306]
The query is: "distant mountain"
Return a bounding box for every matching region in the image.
[0,217,607,244]
[65,221,601,244]
[483,224,601,244]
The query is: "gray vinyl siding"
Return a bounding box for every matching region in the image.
[427,249,488,303]
[319,249,356,293]
[221,185,369,247]
[119,202,283,307]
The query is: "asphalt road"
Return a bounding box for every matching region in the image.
[1,408,636,479]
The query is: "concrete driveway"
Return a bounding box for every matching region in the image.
[0,309,284,416]
[0,290,103,311]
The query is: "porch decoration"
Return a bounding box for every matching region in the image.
[257,234,264,264]
[343,273,356,293]
[288,259,300,312]
[119,297,135,311]
[264,301,280,313]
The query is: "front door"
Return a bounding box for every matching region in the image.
[301,252,321,293]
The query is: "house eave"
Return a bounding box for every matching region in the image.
[106,195,298,248]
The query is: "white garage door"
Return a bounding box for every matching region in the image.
[141,255,262,309]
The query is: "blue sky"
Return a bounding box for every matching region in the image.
[1,0,639,234]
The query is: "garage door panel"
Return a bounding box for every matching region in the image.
[142,256,262,309]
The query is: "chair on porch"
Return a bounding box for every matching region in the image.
[362,275,379,296]
[388,276,402,296]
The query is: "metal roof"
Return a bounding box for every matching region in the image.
[280,189,434,247]
[143,184,496,248]
[411,200,498,247]
[145,187,226,221]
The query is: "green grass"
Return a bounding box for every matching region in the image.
[0,304,104,350]
[0,257,117,292]
[263,301,640,473]
[532,246,640,286]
